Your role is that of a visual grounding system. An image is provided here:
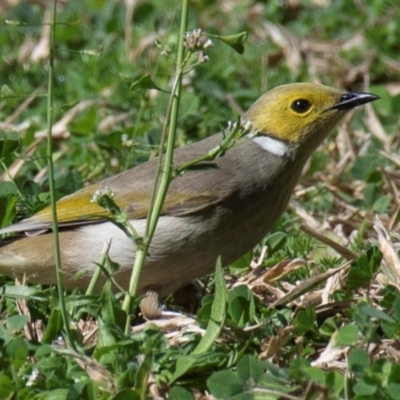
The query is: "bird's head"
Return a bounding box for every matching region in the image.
[245,82,379,158]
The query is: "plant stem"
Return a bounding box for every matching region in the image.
[47,0,76,351]
[122,0,189,331]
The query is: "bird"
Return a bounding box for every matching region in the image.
[0,83,379,299]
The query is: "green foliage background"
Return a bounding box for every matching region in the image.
[0,0,400,399]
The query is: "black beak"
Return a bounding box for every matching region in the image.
[329,92,380,111]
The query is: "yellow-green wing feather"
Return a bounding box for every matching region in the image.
[22,176,221,229]
[1,133,241,234]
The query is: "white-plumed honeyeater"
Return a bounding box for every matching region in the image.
[0,83,379,296]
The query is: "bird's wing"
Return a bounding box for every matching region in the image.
[2,178,222,234]
[1,134,241,234]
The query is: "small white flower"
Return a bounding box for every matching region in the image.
[241,119,253,131]
[203,39,214,49]
[91,186,115,202]
[110,157,119,167]
[26,368,40,387]
[121,134,134,147]
[198,52,209,63]
[193,28,202,38]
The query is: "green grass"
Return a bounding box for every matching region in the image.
[1,0,400,399]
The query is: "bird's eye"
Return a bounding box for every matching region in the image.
[291,99,311,114]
